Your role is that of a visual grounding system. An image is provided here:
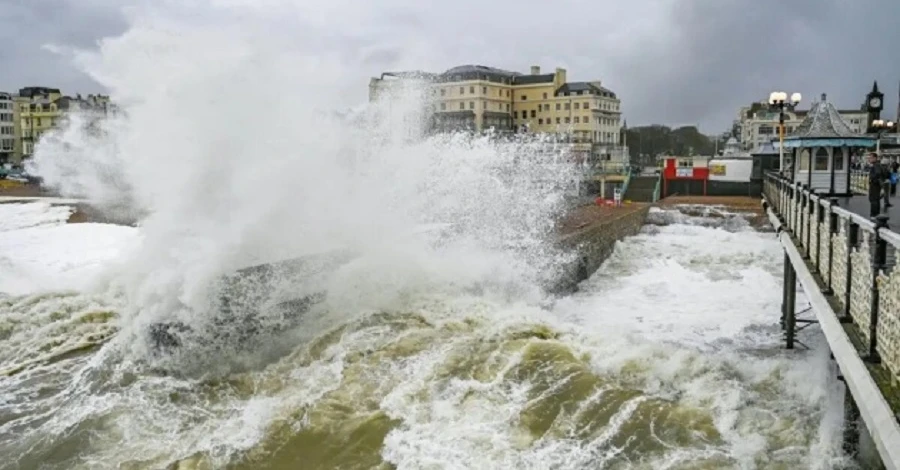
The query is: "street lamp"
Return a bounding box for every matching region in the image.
[769,91,802,176]
[872,119,895,155]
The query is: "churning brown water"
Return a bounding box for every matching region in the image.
[0,207,854,470]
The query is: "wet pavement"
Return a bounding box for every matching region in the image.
[835,194,900,225]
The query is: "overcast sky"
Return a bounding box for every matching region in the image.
[2,0,899,132]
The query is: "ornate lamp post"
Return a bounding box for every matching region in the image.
[768,91,802,175]
[872,119,895,155]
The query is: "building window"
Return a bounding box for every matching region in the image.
[799,149,810,170]
[469,86,474,94]
[574,103,580,110]
[564,103,570,110]
[565,117,571,124]
[482,86,487,94]
[440,89,446,96]
[506,90,510,97]
[574,117,580,124]
[520,95,526,101]
[469,101,474,109]
[459,87,464,94]
[584,116,590,124]
[542,93,548,100]
[556,103,561,111]
[833,149,845,171]
[677,159,692,168]
[530,110,536,118]
[440,103,446,110]
[538,119,544,125]
[556,117,561,124]
[583,102,589,109]
[506,104,510,112]
[459,102,464,110]
[814,147,829,171]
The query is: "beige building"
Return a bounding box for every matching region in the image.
[369,65,624,162]
[735,97,868,151]
[13,88,113,162]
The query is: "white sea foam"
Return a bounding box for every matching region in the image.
[0,203,140,296]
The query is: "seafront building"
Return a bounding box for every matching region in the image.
[369,65,626,166]
[3,87,114,163]
[0,92,14,164]
[732,83,890,152]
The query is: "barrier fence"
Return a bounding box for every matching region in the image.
[850,170,869,195]
[764,172,900,388]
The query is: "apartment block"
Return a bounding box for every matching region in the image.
[369,64,624,160]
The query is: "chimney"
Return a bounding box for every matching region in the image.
[555,67,567,88]
[530,66,540,75]
[821,93,827,102]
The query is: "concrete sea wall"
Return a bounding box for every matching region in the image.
[553,204,650,293]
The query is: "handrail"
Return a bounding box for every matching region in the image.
[620,168,633,197]
[652,175,661,202]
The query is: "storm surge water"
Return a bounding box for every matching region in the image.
[0,1,852,469]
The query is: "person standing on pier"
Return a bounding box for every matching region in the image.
[867,152,887,217]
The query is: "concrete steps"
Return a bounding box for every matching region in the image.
[625,176,658,202]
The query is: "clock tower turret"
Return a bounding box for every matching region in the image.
[866,80,884,133]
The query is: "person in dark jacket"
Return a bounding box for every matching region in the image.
[868,153,886,217]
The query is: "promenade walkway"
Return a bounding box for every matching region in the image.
[0,196,84,205]
[765,173,900,470]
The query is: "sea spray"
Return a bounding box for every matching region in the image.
[28,2,581,361]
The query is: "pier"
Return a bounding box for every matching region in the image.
[763,172,900,469]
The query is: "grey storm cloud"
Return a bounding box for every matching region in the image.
[1,0,899,131]
[0,0,126,94]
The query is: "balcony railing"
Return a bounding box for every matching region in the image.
[763,172,900,390]
[587,161,629,176]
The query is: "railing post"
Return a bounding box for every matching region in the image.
[785,253,797,349]
[790,183,797,232]
[782,252,789,330]
[806,188,815,259]
[842,221,859,323]
[778,177,784,215]
[825,198,839,294]
[798,186,806,248]
[866,214,889,363]
[815,197,825,272]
